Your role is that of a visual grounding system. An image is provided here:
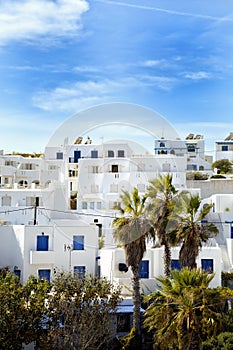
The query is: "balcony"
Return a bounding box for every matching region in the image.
[30,250,55,265]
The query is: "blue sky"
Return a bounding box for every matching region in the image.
[0,0,232,155]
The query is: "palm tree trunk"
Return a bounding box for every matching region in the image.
[164,240,171,277]
[131,265,141,333]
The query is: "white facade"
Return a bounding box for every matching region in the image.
[0,103,232,296]
[215,132,233,161]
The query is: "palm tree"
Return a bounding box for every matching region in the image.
[144,268,228,350]
[174,193,218,269]
[112,187,154,332]
[146,173,178,277]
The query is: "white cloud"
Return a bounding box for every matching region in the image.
[0,0,89,45]
[33,75,177,112]
[183,71,211,80]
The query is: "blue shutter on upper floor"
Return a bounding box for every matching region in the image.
[37,235,49,251]
[74,150,81,163]
[73,235,84,250]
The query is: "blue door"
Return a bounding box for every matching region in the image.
[37,236,49,251]
[74,150,81,163]
[139,260,149,279]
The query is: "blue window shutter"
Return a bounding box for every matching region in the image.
[139,260,149,279]
[201,259,213,273]
[91,150,98,158]
[37,236,49,251]
[73,235,84,250]
[231,226,233,239]
[74,150,81,163]
[74,266,85,279]
[38,269,51,282]
[171,259,181,271]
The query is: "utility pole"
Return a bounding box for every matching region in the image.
[33,196,39,225]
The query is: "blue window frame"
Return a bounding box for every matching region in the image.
[171,259,181,271]
[38,269,51,282]
[73,235,84,250]
[201,259,213,273]
[139,260,149,279]
[37,235,49,251]
[74,266,86,279]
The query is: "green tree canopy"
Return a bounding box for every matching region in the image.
[144,268,233,350]
[212,159,232,174]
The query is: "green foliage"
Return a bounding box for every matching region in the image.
[0,271,50,349]
[144,268,231,350]
[121,327,142,350]
[186,171,209,180]
[212,159,232,174]
[202,332,233,350]
[46,272,121,350]
[170,193,218,269]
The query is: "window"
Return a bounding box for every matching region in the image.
[91,184,99,193]
[38,269,51,282]
[187,144,196,152]
[14,269,21,279]
[56,152,63,159]
[139,260,149,279]
[91,166,99,173]
[231,225,233,239]
[171,259,181,271]
[82,202,87,210]
[74,150,81,163]
[222,145,228,151]
[90,201,95,210]
[74,266,86,279]
[97,202,102,210]
[118,150,125,157]
[201,259,213,273]
[73,235,84,250]
[37,235,49,251]
[111,165,118,173]
[91,150,98,158]
[110,184,118,192]
[117,314,131,333]
[160,142,165,148]
[2,196,11,206]
[108,150,114,157]
[162,163,171,172]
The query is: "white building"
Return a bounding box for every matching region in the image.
[0,103,229,293]
[215,132,233,161]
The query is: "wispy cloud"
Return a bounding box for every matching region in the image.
[33,75,177,112]
[0,0,89,45]
[94,0,233,22]
[183,71,212,81]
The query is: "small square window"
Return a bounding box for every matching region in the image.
[56,152,63,160]
[222,145,228,151]
[73,235,84,250]
[91,150,98,158]
[201,259,213,273]
[38,269,51,282]
[118,150,124,157]
[171,259,181,271]
[74,266,85,279]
